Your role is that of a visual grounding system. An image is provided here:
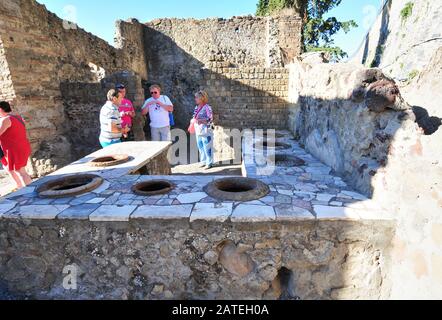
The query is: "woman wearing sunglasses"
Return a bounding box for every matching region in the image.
[141,84,174,142]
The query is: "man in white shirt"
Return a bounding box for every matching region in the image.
[141,84,174,142]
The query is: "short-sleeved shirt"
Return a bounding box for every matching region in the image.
[99,101,122,143]
[142,95,173,128]
[119,98,135,128]
[193,104,213,136]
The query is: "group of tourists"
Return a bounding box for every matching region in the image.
[0,84,215,192]
[99,84,215,169]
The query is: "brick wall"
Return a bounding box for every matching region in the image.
[200,65,289,163]
[202,66,289,129]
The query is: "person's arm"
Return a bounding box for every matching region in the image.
[157,96,174,112]
[129,103,136,118]
[141,100,151,116]
[124,101,136,118]
[0,117,12,136]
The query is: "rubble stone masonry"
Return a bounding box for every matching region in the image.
[0,0,148,176]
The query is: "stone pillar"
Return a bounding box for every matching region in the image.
[266,16,303,68]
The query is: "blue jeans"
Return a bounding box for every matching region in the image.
[196,134,213,166]
[100,139,121,148]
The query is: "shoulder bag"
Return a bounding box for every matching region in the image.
[187,105,205,135]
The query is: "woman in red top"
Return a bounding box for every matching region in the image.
[0,101,32,190]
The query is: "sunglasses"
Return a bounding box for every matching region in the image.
[150,91,159,95]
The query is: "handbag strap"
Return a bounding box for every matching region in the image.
[194,105,206,119]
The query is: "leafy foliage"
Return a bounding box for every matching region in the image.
[400,2,414,24]
[256,0,358,61]
[305,45,347,61]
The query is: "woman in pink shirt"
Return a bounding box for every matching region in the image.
[116,84,136,141]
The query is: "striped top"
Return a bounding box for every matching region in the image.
[99,101,122,142]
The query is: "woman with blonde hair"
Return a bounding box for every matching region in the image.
[189,90,214,169]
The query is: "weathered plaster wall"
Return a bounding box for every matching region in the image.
[382,46,442,299]
[0,218,394,300]
[326,0,442,299]
[288,54,442,298]
[351,0,442,83]
[0,0,148,177]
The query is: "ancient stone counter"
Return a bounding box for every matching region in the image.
[0,131,395,300]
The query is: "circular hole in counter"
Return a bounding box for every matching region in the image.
[270,154,306,167]
[204,177,270,202]
[260,132,285,139]
[37,174,104,198]
[254,141,291,151]
[132,180,175,196]
[89,154,130,167]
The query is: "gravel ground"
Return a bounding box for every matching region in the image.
[0,170,14,197]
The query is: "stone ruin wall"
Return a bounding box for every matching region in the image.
[288,0,442,299]
[0,36,14,102]
[0,0,148,177]
[0,219,394,300]
[143,16,302,130]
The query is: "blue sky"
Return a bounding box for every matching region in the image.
[36,0,384,57]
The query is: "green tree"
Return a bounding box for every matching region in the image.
[257,0,357,61]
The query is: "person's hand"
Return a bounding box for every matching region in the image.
[145,101,156,107]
